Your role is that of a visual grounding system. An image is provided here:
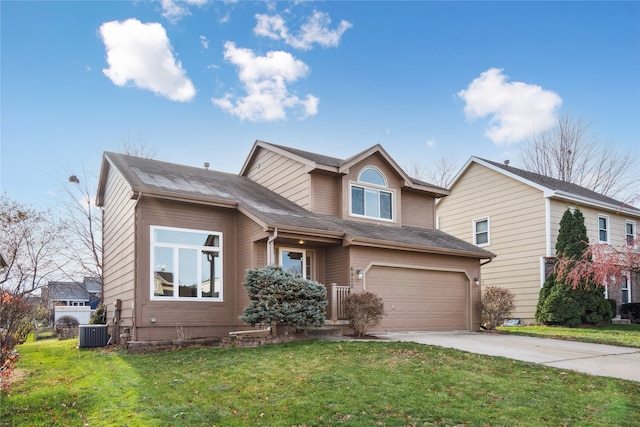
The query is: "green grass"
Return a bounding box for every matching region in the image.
[497,324,640,348]
[2,337,639,427]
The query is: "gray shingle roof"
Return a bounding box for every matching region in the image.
[478,158,640,214]
[104,152,493,259]
[47,282,91,301]
[263,141,447,191]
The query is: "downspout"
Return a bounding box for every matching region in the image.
[131,191,142,342]
[267,227,278,265]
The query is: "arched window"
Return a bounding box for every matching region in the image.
[358,168,386,186]
[350,167,394,221]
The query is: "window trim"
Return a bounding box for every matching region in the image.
[598,214,609,244]
[349,166,395,222]
[150,225,223,302]
[625,220,636,246]
[473,217,490,247]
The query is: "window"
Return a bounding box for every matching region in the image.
[151,226,222,301]
[626,220,636,245]
[598,215,609,243]
[474,218,490,246]
[621,275,631,304]
[279,248,313,280]
[350,167,394,221]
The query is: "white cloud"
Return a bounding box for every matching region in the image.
[99,19,196,102]
[457,68,562,145]
[426,140,436,149]
[200,35,209,49]
[254,10,352,50]
[212,42,318,121]
[161,0,208,24]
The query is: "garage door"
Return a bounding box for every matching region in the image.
[366,266,468,331]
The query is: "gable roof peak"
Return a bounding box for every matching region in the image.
[466,156,640,216]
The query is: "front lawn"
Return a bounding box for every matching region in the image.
[497,324,640,348]
[2,338,639,426]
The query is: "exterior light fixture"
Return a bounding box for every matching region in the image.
[474,277,480,286]
[298,239,305,245]
[357,269,363,280]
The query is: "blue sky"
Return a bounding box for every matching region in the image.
[1,1,639,208]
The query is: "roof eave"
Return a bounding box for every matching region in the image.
[551,191,640,218]
[344,235,496,259]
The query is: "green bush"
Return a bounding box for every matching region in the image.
[89,305,106,324]
[481,286,515,330]
[536,208,611,327]
[607,299,617,318]
[621,303,640,323]
[537,282,584,327]
[240,265,327,329]
[343,291,385,337]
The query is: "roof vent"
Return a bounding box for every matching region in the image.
[204,162,210,170]
[504,160,510,165]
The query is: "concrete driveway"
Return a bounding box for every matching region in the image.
[374,331,640,382]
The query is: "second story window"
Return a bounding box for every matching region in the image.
[350,167,393,221]
[474,217,490,246]
[626,220,636,245]
[598,215,609,243]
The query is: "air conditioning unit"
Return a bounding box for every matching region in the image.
[78,325,108,348]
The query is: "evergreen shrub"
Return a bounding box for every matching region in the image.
[240,265,327,329]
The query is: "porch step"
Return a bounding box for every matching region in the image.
[306,326,343,337]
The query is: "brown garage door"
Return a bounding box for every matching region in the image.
[366,266,468,331]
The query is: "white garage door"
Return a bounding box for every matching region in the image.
[366,266,468,331]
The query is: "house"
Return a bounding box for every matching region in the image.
[436,157,640,323]
[43,277,102,310]
[96,141,494,342]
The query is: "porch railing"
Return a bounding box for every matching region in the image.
[329,283,350,322]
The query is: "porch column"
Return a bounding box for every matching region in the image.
[330,283,338,322]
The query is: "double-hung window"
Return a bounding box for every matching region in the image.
[626,220,636,245]
[151,226,223,301]
[598,215,609,243]
[474,217,490,246]
[621,275,631,304]
[350,167,394,221]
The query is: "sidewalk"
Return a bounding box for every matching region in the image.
[375,331,640,382]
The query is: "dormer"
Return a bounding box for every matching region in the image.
[240,140,449,229]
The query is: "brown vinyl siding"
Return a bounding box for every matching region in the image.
[243,147,311,210]
[401,189,435,229]
[341,154,404,225]
[235,214,268,316]
[134,198,240,341]
[101,167,136,332]
[325,246,351,287]
[311,173,340,216]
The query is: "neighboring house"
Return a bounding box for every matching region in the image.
[96,141,494,342]
[43,277,102,309]
[437,157,640,323]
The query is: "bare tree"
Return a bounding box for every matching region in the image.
[115,132,158,158]
[407,155,460,188]
[0,196,66,296]
[57,171,102,281]
[519,115,638,202]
